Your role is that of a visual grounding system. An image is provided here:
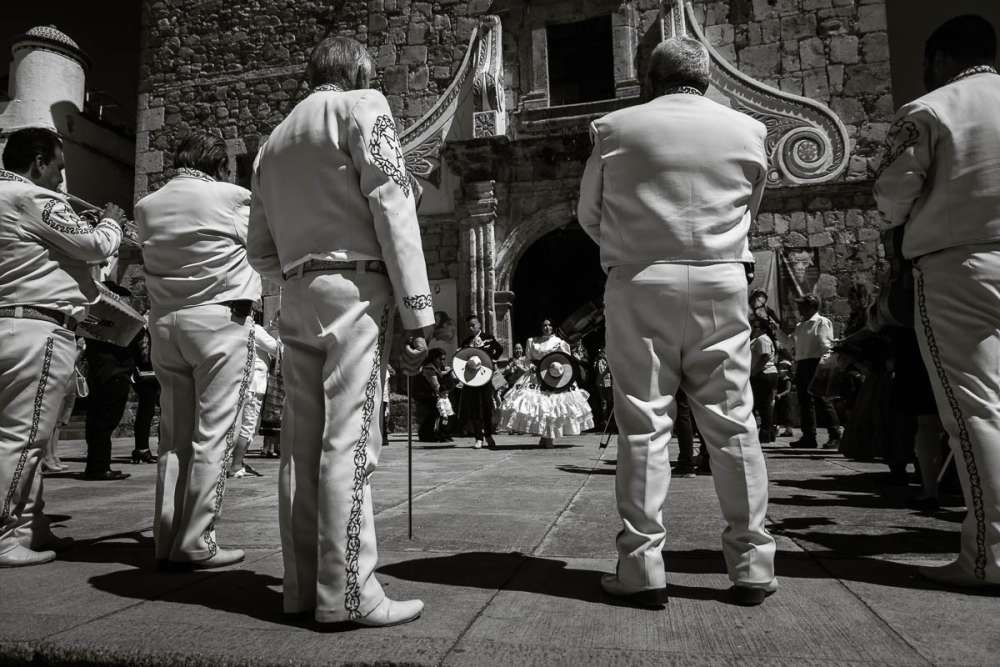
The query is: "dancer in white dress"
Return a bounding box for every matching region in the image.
[498,319,594,447]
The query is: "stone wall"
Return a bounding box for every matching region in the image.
[692,0,893,328]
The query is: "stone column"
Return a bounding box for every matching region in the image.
[612,2,641,98]
[521,26,549,110]
[459,180,499,333]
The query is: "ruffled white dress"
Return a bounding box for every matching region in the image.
[498,335,595,438]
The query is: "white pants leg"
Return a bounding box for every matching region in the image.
[914,244,1000,583]
[151,305,255,562]
[606,263,776,590]
[0,319,76,553]
[238,392,264,445]
[279,271,391,621]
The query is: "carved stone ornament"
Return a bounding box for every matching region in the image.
[662,0,850,187]
[400,16,506,187]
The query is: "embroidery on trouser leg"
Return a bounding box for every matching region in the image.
[344,306,390,620]
[915,267,987,580]
[202,325,256,558]
[1,337,53,526]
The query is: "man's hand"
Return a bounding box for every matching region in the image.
[400,334,429,376]
[101,203,127,229]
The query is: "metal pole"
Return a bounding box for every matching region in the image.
[407,375,413,540]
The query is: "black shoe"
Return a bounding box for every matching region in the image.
[485,435,497,449]
[600,574,668,607]
[672,464,697,478]
[131,449,158,464]
[790,437,818,449]
[81,470,131,481]
[906,495,941,512]
[731,585,774,607]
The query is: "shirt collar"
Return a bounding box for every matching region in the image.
[311,83,344,94]
[661,85,705,97]
[174,167,216,182]
[0,169,32,185]
[947,64,999,85]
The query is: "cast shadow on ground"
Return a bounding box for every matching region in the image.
[378,551,731,606]
[557,464,617,475]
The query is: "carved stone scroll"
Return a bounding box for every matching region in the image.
[401,16,506,185]
[661,1,850,187]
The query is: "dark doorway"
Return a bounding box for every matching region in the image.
[511,222,606,354]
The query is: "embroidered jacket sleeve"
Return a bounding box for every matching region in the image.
[26,191,121,262]
[874,102,938,229]
[348,90,434,330]
[577,122,603,246]
[247,148,284,282]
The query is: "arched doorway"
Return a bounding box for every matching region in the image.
[510,222,606,354]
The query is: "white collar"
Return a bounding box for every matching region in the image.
[0,169,32,185]
[174,167,216,182]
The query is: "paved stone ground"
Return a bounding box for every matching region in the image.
[1,432,997,666]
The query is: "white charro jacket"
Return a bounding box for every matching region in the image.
[135,169,262,312]
[0,169,121,320]
[875,68,1000,260]
[577,92,767,271]
[247,85,434,331]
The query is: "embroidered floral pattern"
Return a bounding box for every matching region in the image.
[175,167,216,182]
[948,64,999,84]
[663,85,704,96]
[915,268,988,580]
[0,169,30,184]
[402,294,433,310]
[369,114,411,197]
[201,325,256,557]
[876,119,920,179]
[41,199,93,235]
[312,83,344,93]
[1,338,53,526]
[344,305,390,620]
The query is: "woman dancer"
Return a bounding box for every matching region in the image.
[498,319,594,447]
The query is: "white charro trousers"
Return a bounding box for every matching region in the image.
[605,262,776,591]
[279,271,392,622]
[151,304,255,562]
[0,319,77,554]
[914,244,1000,583]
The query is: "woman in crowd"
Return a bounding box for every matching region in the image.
[415,348,454,442]
[259,311,284,458]
[773,359,795,438]
[498,318,594,447]
[42,339,86,472]
[750,317,779,444]
[592,347,613,431]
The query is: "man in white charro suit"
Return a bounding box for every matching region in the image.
[136,131,262,571]
[0,128,124,567]
[875,15,1000,590]
[578,37,777,607]
[248,36,433,626]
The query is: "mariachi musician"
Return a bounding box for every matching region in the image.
[0,128,124,568]
[457,314,503,449]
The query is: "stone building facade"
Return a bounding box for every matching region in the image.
[136,0,899,351]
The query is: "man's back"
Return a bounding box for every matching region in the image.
[136,172,260,311]
[578,93,768,270]
[876,71,1000,259]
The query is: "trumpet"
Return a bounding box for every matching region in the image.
[65,192,141,248]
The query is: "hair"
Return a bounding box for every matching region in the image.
[467,315,480,323]
[925,15,997,67]
[427,347,447,363]
[648,37,711,94]
[2,127,63,173]
[306,35,373,90]
[173,131,228,176]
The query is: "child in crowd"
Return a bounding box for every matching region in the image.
[773,359,795,438]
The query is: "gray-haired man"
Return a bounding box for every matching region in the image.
[578,37,777,607]
[249,36,433,626]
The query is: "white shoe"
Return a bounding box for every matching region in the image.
[0,543,56,568]
[473,440,483,449]
[354,597,424,627]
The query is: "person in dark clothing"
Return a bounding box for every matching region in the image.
[131,313,159,463]
[673,390,708,477]
[415,348,454,442]
[83,281,137,480]
[457,315,503,449]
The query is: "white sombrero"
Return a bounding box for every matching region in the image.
[452,347,495,387]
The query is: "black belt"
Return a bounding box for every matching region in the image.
[0,306,79,331]
[283,259,388,281]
